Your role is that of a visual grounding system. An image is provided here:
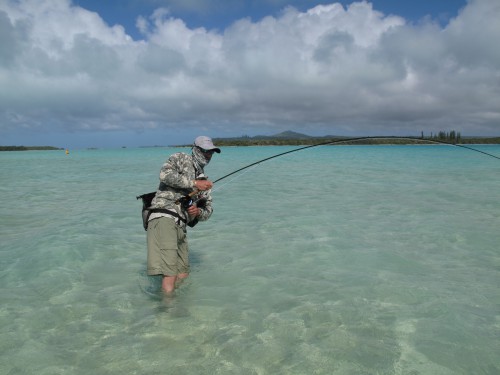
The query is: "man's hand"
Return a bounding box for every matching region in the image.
[187,204,201,217]
[194,179,213,191]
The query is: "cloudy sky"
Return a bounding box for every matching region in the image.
[1,0,498,148]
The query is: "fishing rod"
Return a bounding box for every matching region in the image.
[139,136,499,210]
[212,136,500,184]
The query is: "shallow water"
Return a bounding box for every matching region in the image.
[1,145,499,374]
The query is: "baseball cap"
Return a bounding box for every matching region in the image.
[194,136,221,153]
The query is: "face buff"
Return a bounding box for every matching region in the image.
[192,146,210,175]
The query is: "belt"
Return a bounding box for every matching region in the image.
[148,208,187,226]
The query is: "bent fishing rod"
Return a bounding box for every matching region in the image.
[212,136,500,185]
[145,136,499,207]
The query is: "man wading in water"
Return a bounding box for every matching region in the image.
[146,136,220,294]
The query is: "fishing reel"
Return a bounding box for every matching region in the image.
[178,194,208,210]
[178,195,193,210]
[178,174,208,210]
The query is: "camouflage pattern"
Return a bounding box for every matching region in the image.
[150,152,213,225]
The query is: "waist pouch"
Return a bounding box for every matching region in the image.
[137,192,190,231]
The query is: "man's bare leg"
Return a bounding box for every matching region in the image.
[162,273,189,293]
[162,275,176,294]
[175,273,189,288]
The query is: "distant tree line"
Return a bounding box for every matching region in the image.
[422,130,461,143]
[212,132,500,147]
[0,146,62,151]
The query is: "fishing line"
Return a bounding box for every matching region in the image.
[212,136,500,185]
[211,164,260,193]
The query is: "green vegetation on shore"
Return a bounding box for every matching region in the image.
[211,131,500,147]
[0,146,63,151]
[212,137,500,147]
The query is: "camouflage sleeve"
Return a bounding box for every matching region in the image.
[159,153,196,190]
[196,191,213,222]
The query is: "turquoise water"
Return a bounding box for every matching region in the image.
[1,145,499,374]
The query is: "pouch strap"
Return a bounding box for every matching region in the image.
[148,208,187,225]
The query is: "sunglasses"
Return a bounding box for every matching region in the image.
[197,147,215,155]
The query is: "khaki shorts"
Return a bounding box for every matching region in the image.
[147,217,189,276]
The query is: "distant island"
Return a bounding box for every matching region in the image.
[0,146,63,151]
[189,130,500,147]
[3,131,499,150]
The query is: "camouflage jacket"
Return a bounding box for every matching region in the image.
[150,152,213,225]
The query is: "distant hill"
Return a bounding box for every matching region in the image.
[214,131,308,142]
[258,131,312,139]
[213,130,343,144]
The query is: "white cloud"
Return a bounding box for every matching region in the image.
[0,0,499,144]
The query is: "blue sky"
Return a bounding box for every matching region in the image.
[76,0,466,40]
[1,0,499,149]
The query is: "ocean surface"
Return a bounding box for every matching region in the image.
[1,144,499,375]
